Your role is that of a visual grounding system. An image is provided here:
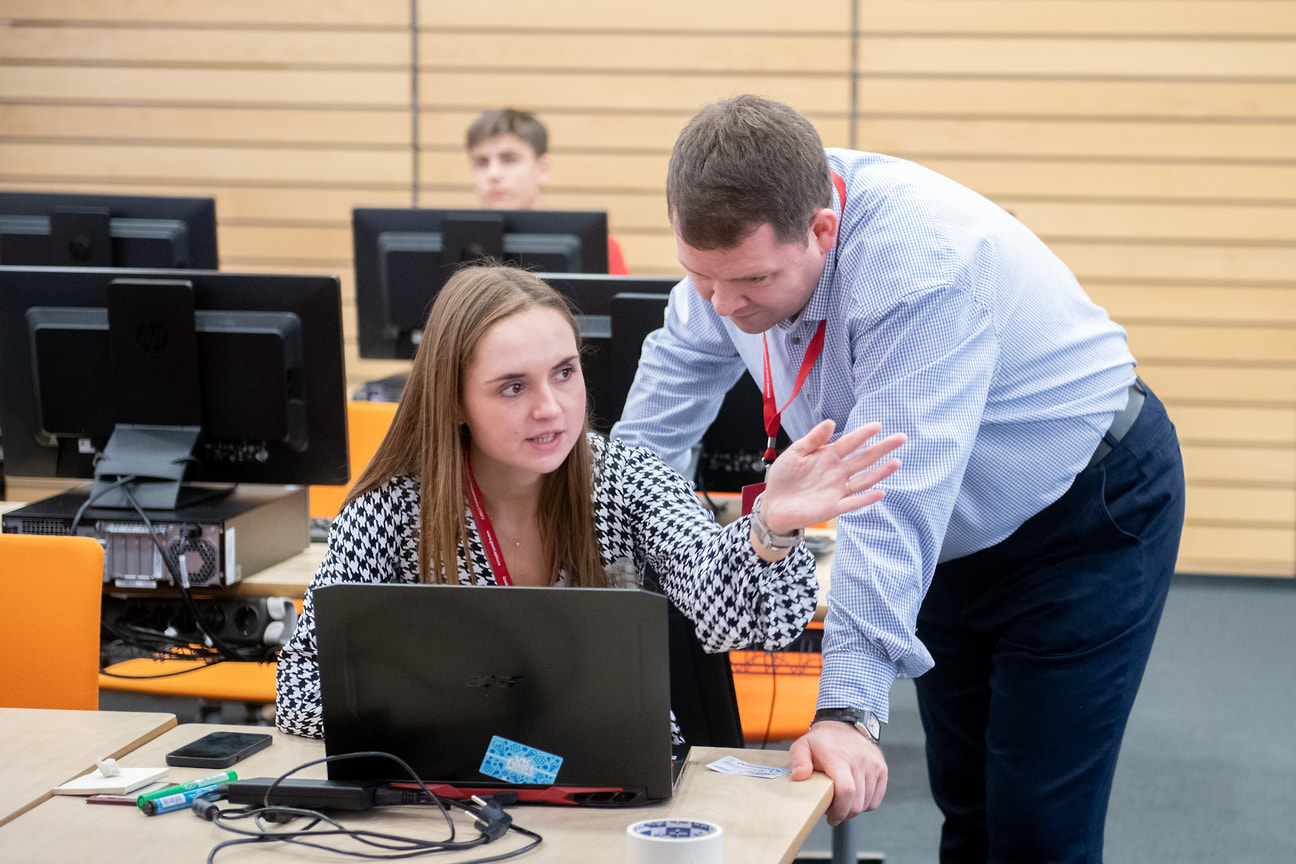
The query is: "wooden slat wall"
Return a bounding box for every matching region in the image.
[2,1,1293,576]
[850,1,1296,576]
[414,0,854,275]
[0,0,417,391]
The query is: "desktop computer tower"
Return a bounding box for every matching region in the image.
[2,484,308,590]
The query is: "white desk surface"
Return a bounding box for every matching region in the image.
[0,708,176,828]
[0,722,832,864]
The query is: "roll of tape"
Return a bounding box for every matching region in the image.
[626,818,723,864]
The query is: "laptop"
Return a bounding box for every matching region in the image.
[314,582,684,806]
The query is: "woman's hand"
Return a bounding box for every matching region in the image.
[758,420,904,537]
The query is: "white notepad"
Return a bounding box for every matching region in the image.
[52,765,168,796]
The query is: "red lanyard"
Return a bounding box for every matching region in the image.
[464,459,513,586]
[761,320,827,463]
[758,172,846,465]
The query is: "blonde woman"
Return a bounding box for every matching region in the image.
[277,265,902,739]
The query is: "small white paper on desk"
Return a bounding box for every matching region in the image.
[52,766,168,796]
[706,756,792,778]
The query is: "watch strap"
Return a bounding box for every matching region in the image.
[750,492,805,551]
[812,706,881,745]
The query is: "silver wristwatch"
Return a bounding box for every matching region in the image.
[750,492,805,551]
[812,706,882,745]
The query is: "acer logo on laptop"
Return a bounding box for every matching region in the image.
[465,674,521,688]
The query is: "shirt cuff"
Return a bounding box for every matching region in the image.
[816,644,899,724]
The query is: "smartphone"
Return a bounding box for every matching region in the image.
[165,731,273,769]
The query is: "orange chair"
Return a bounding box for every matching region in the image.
[309,400,398,519]
[730,622,825,744]
[0,534,105,710]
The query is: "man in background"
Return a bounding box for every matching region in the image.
[466,108,629,274]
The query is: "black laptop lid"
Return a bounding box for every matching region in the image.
[314,583,675,802]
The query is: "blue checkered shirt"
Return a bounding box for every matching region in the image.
[612,148,1136,721]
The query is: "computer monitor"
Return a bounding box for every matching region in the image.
[0,192,218,269]
[544,277,780,492]
[696,383,786,494]
[352,207,610,359]
[537,274,678,433]
[0,266,349,510]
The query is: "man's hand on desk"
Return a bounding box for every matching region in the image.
[789,720,888,825]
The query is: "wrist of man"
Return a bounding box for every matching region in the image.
[811,706,882,746]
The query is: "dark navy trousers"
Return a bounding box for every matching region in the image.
[914,384,1185,864]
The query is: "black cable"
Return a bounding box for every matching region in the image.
[101,617,219,656]
[69,474,137,533]
[99,611,276,674]
[99,659,227,680]
[200,752,541,863]
[76,473,276,669]
[77,475,263,667]
[762,650,778,749]
[102,618,277,667]
[117,481,261,663]
[76,471,259,663]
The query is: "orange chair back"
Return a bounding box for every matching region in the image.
[730,622,826,744]
[0,534,104,710]
[309,400,398,519]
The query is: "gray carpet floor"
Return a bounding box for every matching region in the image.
[794,574,1296,863]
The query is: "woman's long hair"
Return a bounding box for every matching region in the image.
[345,265,606,586]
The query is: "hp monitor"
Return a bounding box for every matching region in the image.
[0,266,349,510]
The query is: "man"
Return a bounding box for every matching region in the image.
[612,95,1185,863]
[466,108,629,274]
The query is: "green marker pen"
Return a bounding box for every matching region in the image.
[140,783,227,816]
[136,770,237,809]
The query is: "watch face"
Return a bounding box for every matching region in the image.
[862,711,881,741]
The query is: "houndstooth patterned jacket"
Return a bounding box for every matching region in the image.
[276,434,818,740]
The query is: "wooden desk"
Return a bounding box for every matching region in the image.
[0,708,176,828]
[0,723,832,863]
[233,541,326,598]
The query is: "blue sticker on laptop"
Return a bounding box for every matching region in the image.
[479,735,563,785]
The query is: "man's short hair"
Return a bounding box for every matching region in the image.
[465,109,549,157]
[667,95,832,249]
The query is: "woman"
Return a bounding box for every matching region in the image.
[276,265,903,738]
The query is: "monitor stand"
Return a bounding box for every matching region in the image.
[92,424,201,510]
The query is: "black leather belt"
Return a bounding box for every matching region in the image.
[1087,378,1147,469]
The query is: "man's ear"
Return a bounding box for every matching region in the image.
[810,207,838,254]
[535,153,552,187]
